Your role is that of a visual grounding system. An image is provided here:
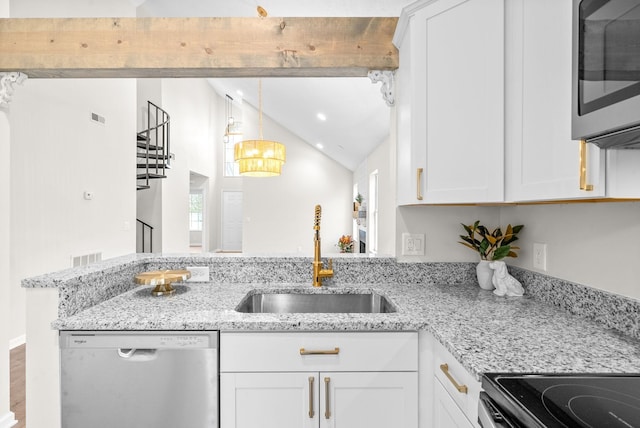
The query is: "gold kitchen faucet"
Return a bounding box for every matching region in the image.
[312,204,333,287]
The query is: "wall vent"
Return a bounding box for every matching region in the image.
[90,112,106,125]
[71,252,102,268]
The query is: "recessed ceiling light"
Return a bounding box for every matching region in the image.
[316,143,324,149]
[236,90,244,97]
[317,113,327,121]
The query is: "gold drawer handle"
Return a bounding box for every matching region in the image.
[417,168,424,200]
[324,377,331,419]
[300,347,340,355]
[308,376,315,418]
[579,139,594,191]
[440,363,468,394]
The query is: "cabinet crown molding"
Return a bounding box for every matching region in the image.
[393,0,440,47]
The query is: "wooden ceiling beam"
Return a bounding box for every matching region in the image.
[0,17,398,78]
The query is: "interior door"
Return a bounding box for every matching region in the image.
[221,190,242,251]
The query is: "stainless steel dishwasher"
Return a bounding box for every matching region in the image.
[60,331,218,428]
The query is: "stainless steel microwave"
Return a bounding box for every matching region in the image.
[572,0,640,148]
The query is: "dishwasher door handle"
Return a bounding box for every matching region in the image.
[117,348,158,361]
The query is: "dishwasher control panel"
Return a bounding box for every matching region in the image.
[60,331,217,349]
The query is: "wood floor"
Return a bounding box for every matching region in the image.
[10,344,26,428]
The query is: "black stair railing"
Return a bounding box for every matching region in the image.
[137,101,171,190]
[136,219,154,253]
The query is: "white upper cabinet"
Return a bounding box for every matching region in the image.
[396,0,640,204]
[504,0,607,201]
[395,0,505,205]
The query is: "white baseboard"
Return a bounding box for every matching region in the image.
[0,411,18,428]
[9,334,25,349]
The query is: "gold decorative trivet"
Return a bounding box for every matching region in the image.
[134,269,191,296]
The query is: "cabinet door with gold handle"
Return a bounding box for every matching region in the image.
[324,377,331,420]
[308,376,315,418]
[439,363,468,394]
[299,347,339,356]
[579,140,594,191]
[416,168,424,201]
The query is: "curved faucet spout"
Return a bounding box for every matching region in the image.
[313,204,333,287]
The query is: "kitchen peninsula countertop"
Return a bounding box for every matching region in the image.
[52,275,640,380]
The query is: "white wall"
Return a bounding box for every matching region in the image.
[212,96,242,252]
[396,202,640,301]
[10,79,137,338]
[360,135,396,256]
[159,79,218,253]
[10,0,135,17]
[136,79,163,252]
[1,0,15,418]
[0,112,13,427]
[240,102,353,255]
[396,205,502,262]
[135,79,219,253]
[500,202,640,300]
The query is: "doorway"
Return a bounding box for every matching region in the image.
[189,172,209,253]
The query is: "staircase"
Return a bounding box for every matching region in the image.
[137,101,171,190]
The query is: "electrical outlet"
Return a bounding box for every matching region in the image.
[402,233,425,256]
[186,266,209,282]
[533,243,547,271]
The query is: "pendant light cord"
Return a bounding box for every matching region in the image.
[258,79,263,140]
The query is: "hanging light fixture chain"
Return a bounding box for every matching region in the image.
[258,79,264,140]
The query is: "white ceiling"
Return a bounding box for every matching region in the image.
[138,0,414,171]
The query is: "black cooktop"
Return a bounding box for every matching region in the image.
[482,373,640,428]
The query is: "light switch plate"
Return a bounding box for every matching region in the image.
[402,233,425,256]
[533,243,547,271]
[186,266,209,282]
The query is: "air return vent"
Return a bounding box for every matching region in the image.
[90,112,105,124]
[71,252,102,268]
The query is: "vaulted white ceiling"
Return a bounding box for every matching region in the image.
[138,0,413,170]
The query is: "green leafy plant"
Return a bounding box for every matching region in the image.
[458,221,524,261]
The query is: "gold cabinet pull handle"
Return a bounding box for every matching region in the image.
[440,364,468,394]
[579,139,594,191]
[308,376,315,418]
[324,377,331,419]
[300,347,339,355]
[417,168,424,200]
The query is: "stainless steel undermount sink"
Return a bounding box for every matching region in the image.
[236,291,396,314]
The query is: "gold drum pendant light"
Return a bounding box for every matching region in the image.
[234,79,286,177]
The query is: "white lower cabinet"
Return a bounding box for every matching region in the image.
[433,378,475,428]
[419,331,481,428]
[221,371,417,428]
[221,372,316,428]
[220,332,418,428]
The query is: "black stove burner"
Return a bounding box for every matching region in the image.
[482,373,640,428]
[541,384,640,427]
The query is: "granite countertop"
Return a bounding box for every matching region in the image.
[53,279,640,380]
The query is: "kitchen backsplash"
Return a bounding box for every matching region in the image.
[510,266,640,341]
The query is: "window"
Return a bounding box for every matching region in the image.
[224,142,240,177]
[223,95,243,177]
[189,191,203,231]
[369,170,379,254]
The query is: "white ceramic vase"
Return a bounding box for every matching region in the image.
[476,260,495,290]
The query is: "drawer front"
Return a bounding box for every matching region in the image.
[220,331,418,372]
[433,341,481,426]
